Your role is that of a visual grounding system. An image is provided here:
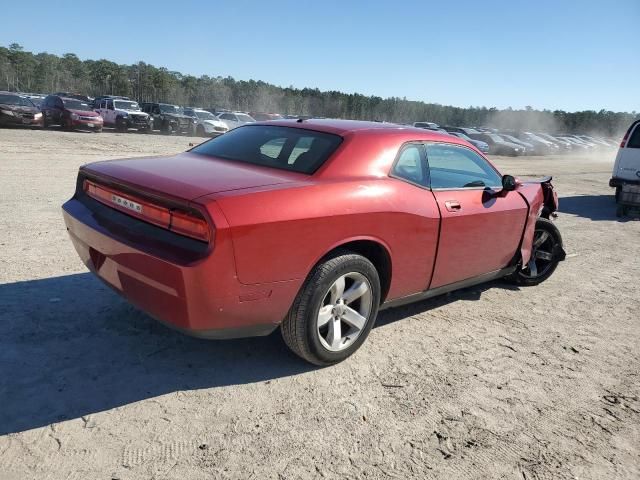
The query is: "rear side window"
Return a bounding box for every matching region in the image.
[426,143,502,189]
[190,125,342,174]
[627,124,640,148]
[391,144,428,186]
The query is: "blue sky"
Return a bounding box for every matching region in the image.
[2,0,638,112]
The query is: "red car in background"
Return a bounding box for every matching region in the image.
[62,120,565,365]
[41,94,103,132]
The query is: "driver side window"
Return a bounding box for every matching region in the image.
[426,143,502,189]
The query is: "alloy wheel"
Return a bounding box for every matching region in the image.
[522,228,555,278]
[317,272,373,352]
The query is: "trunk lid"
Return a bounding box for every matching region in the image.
[82,152,304,201]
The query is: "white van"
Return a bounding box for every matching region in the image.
[611,120,640,200]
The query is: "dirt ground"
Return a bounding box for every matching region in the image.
[1,128,639,480]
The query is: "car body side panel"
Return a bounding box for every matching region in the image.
[62,197,301,332]
[613,122,640,182]
[209,178,441,300]
[429,189,528,288]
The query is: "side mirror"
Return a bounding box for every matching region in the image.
[501,174,517,192]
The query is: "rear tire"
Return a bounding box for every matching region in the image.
[281,251,381,366]
[506,217,563,286]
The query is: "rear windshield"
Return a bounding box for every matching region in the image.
[190,125,342,174]
[627,124,640,149]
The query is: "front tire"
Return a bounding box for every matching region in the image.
[281,251,381,366]
[116,118,127,132]
[506,217,563,286]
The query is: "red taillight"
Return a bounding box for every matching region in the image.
[620,122,638,148]
[170,210,210,242]
[620,130,630,148]
[83,179,211,242]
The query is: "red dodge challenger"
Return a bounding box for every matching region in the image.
[62,119,565,365]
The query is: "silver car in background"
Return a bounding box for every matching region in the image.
[216,111,256,130]
[183,107,229,137]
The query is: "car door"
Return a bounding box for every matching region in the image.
[96,99,107,124]
[426,142,528,288]
[42,96,52,123]
[54,97,65,124]
[151,104,161,129]
[104,99,115,125]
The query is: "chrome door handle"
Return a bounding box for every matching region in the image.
[445,200,461,212]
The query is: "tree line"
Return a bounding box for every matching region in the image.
[1,43,637,136]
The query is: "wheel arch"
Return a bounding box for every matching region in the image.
[312,237,393,304]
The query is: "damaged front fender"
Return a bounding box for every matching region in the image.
[516,176,562,267]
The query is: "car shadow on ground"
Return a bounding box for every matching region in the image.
[559,194,639,221]
[0,273,312,435]
[0,272,518,435]
[376,280,520,327]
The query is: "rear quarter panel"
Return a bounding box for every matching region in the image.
[209,178,440,300]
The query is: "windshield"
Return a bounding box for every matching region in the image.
[195,110,217,120]
[63,99,92,111]
[0,94,32,107]
[236,114,255,123]
[114,101,140,111]
[159,104,183,114]
[190,125,342,174]
[456,133,472,141]
[489,134,505,142]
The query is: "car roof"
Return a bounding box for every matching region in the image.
[253,118,471,144]
[0,91,20,96]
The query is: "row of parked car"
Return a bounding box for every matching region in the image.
[0,91,621,154]
[0,90,290,137]
[412,122,618,156]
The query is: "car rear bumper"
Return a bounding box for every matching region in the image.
[610,177,640,187]
[61,196,298,338]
